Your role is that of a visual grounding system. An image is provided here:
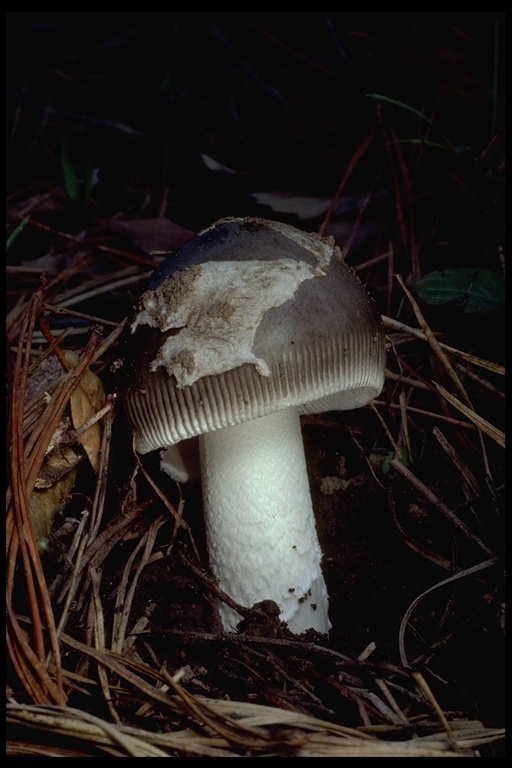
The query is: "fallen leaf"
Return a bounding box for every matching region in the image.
[29,445,81,548]
[108,217,195,253]
[65,351,106,473]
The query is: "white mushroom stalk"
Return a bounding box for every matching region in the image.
[121,216,386,634]
[199,406,330,633]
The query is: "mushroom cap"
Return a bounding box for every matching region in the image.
[121,217,385,454]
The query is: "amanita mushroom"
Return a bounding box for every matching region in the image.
[121,217,385,634]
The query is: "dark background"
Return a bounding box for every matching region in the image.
[6,12,504,230]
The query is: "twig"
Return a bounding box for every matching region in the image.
[389,458,496,559]
[43,302,120,327]
[398,559,498,668]
[433,382,505,448]
[7,282,67,705]
[382,315,505,376]
[111,517,166,654]
[373,399,476,430]
[318,127,378,238]
[395,275,495,481]
[432,427,480,498]
[89,565,120,724]
[412,670,461,754]
[386,487,452,570]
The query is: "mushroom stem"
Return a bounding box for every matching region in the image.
[199,406,331,633]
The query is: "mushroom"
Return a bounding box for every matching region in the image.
[120,217,385,634]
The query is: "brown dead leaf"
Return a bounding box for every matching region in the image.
[65,352,106,473]
[107,216,195,253]
[30,445,81,547]
[34,440,83,490]
[27,349,106,545]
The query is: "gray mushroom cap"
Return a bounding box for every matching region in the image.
[122,217,385,456]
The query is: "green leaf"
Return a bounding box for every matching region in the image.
[365,93,457,152]
[382,448,408,475]
[413,268,505,314]
[6,215,31,251]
